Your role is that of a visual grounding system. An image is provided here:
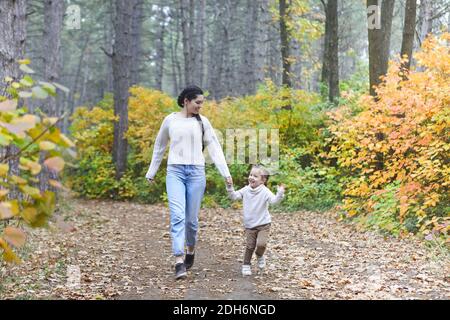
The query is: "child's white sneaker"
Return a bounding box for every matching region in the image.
[242,264,252,276]
[257,255,266,270]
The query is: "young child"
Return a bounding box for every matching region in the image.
[226,165,285,276]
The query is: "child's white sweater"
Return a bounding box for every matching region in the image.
[145,112,230,179]
[227,184,284,229]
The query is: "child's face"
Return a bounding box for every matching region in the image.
[248,168,265,188]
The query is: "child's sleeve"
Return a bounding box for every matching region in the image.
[226,185,246,201]
[267,186,285,205]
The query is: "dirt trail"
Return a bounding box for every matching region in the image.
[1,197,448,300]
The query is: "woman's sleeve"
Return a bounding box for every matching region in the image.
[202,116,231,178]
[145,116,170,179]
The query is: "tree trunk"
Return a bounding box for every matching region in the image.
[279,0,292,87]
[327,0,339,102]
[0,0,27,88]
[155,5,167,91]
[255,0,270,87]
[321,1,330,85]
[367,0,395,97]
[241,0,258,95]
[180,0,192,86]
[112,0,135,180]
[169,5,181,95]
[418,0,433,45]
[195,0,206,87]
[104,0,115,93]
[0,0,27,200]
[42,0,65,116]
[130,0,144,86]
[400,0,417,74]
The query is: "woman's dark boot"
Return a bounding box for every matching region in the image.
[184,253,195,270]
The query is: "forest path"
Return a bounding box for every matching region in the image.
[1,197,448,300]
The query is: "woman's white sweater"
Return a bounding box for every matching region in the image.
[145,112,230,179]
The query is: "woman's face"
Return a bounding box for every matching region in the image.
[248,168,265,189]
[184,95,204,115]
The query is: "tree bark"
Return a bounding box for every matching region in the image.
[130,0,144,86]
[155,5,167,91]
[418,0,433,45]
[0,0,27,88]
[180,0,192,86]
[112,0,135,180]
[327,0,339,102]
[367,0,395,97]
[0,0,27,200]
[400,0,417,74]
[42,0,65,116]
[195,0,206,87]
[241,0,258,95]
[279,0,292,87]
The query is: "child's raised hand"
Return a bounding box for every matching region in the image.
[278,184,286,192]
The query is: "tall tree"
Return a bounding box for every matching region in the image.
[180,0,193,86]
[321,0,340,103]
[418,0,433,46]
[367,0,395,97]
[400,0,417,74]
[154,5,167,91]
[279,0,292,87]
[0,0,27,89]
[130,0,144,85]
[42,0,65,116]
[194,0,206,88]
[241,0,258,94]
[0,0,27,199]
[112,0,136,180]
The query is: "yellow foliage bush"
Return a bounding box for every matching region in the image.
[326,34,449,240]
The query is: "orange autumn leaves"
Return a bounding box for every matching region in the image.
[326,34,449,240]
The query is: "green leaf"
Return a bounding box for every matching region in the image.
[18,91,32,98]
[53,82,70,93]
[20,75,34,87]
[19,64,35,74]
[32,86,49,99]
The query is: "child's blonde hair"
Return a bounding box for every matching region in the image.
[251,165,270,185]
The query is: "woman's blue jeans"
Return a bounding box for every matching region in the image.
[166,165,206,257]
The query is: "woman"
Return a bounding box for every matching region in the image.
[146,85,232,280]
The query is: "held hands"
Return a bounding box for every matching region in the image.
[225,176,233,188]
[277,184,286,193]
[147,178,155,185]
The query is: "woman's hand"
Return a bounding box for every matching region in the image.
[225,176,233,187]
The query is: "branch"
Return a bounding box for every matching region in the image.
[0,113,67,164]
[100,46,113,58]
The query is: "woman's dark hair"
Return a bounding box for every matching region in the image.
[177,85,204,108]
